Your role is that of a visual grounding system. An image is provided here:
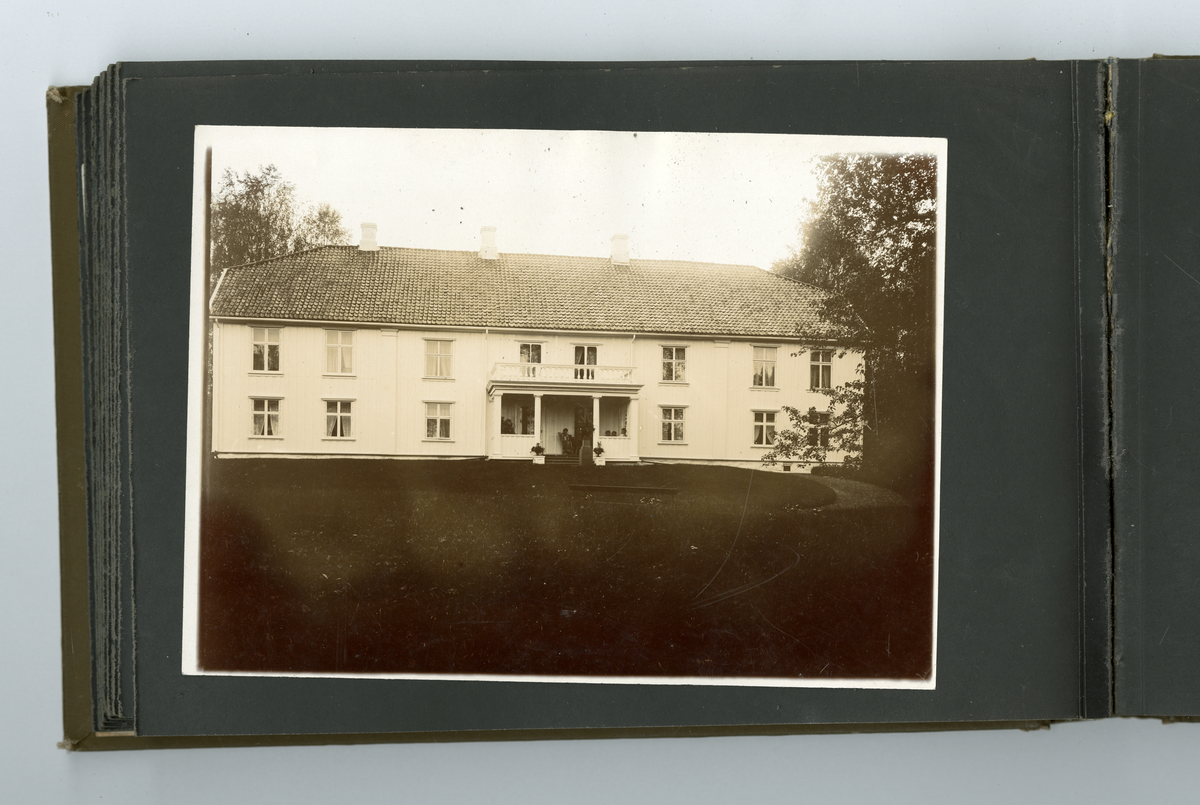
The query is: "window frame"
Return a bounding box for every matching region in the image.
[806,411,832,449]
[752,410,778,447]
[518,341,543,378]
[573,343,599,380]
[251,326,282,373]
[424,338,454,379]
[322,398,355,440]
[324,329,356,376]
[751,345,778,388]
[810,349,833,390]
[249,396,283,439]
[423,401,454,442]
[516,402,536,436]
[661,345,688,384]
[518,341,544,364]
[659,405,687,444]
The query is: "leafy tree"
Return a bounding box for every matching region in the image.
[204,166,349,455]
[762,375,865,468]
[295,202,352,253]
[769,153,939,500]
[773,153,938,375]
[210,165,350,273]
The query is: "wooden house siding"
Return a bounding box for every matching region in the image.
[212,321,860,469]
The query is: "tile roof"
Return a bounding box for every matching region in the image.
[210,245,848,340]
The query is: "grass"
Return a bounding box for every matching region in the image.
[200,459,934,680]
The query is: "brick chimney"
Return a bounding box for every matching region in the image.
[359,223,378,251]
[480,226,498,260]
[610,233,630,266]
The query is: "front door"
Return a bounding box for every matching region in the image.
[574,402,594,450]
[542,396,570,455]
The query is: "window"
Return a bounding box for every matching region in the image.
[574,345,597,380]
[519,343,542,363]
[252,327,280,372]
[251,398,280,437]
[325,330,354,374]
[662,346,686,382]
[325,400,352,438]
[425,340,453,378]
[519,342,541,378]
[425,403,452,440]
[753,347,776,387]
[810,350,832,389]
[806,412,831,448]
[661,407,685,442]
[753,411,777,446]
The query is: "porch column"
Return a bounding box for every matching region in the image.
[533,393,543,447]
[491,391,504,458]
[628,396,640,461]
[592,395,601,446]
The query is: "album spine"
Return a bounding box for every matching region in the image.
[48,84,96,748]
[1072,59,1115,719]
[1106,57,1146,718]
[1106,58,1142,718]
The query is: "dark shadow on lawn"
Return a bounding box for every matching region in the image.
[199,458,933,680]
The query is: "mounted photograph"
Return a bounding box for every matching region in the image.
[182,126,946,688]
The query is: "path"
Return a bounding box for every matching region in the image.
[806,475,909,510]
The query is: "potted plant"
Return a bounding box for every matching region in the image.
[593,442,605,467]
[530,443,545,464]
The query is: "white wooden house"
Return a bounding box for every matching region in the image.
[208,225,861,470]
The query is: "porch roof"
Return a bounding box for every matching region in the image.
[486,379,644,397]
[210,245,851,340]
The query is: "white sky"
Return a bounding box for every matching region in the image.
[199,127,943,269]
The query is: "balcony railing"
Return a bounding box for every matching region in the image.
[490,362,636,384]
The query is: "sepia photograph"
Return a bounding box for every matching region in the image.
[182,126,945,687]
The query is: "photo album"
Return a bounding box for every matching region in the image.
[48,59,1200,748]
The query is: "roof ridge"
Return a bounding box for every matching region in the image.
[308,242,768,272]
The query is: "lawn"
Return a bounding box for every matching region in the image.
[199,459,934,680]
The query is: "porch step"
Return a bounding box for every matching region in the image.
[544,455,579,466]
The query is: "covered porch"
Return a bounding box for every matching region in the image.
[495,393,638,460]
[488,366,642,462]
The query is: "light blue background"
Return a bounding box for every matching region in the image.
[6,2,1200,801]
